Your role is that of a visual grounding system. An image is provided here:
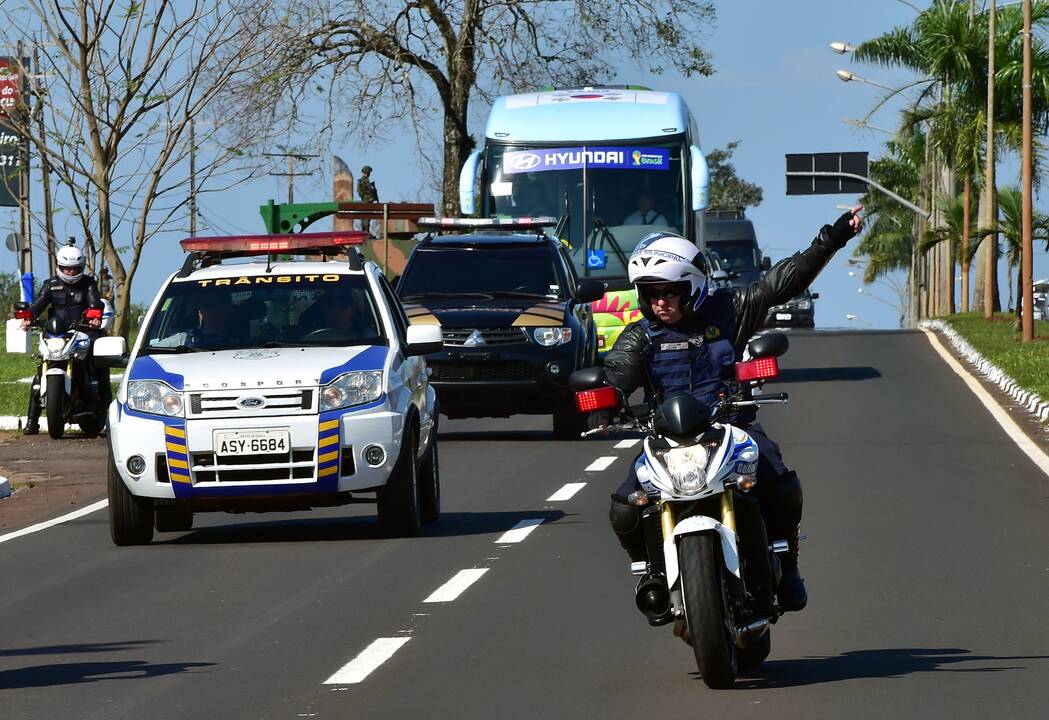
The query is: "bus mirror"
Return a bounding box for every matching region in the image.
[689,145,710,212]
[459,149,483,215]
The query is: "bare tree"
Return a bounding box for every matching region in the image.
[244,0,717,215]
[3,0,279,336]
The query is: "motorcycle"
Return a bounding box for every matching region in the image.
[14,302,112,439]
[570,332,791,689]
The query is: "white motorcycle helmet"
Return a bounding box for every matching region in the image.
[56,244,86,284]
[628,232,710,322]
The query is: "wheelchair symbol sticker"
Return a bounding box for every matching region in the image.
[587,250,607,269]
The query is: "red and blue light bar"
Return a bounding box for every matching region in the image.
[179,231,368,254]
[417,216,557,230]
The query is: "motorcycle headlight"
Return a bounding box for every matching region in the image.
[127,380,183,417]
[533,327,572,347]
[320,371,383,411]
[662,444,709,495]
[45,337,66,354]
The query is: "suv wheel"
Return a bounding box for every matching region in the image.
[419,426,440,524]
[108,450,154,546]
[377,431,421,537]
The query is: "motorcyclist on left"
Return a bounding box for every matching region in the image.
[20,243,106,435]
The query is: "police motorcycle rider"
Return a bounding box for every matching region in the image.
[594,208,863,613]
[19,243,109,436]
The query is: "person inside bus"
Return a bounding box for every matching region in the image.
[622,192,668,227]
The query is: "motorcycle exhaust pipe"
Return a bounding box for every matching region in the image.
[735,618,770,648]
[635,573,672,625]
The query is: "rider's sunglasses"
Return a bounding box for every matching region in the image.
[643,287,683,301]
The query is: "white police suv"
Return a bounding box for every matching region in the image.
[94,231,443,545]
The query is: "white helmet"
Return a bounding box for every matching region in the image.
[56,244,86,284]
[628,232,710,322]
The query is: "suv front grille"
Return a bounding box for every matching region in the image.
[188,389,314,417]
[191,449,315,483]
[442,328,529,347]
[429,361,539,381]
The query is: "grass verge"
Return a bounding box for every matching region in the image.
[942,312,1049,400]
[0,351,119,418]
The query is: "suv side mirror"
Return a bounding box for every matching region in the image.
[405,324,443,357]
[761,256,772,272]
[94,336,128,368]
[575,278,606,304]
[747,332,789,359]
[710,270,730,282]
[810,292,819,300]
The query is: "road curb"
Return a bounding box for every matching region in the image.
[0,416,49,432]
[919,320,1048,427]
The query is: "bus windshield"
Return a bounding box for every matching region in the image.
[484,143,686,285]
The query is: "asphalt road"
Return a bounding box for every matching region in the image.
[2,329,1049,719]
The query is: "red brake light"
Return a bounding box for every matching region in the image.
[14,308,32,320]
[735,356,779,382]
[84,308,103,319]
[179,231,368,254]
[574,386,620,413]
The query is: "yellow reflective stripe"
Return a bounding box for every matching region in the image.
[165,426,186,439]
[167,458,189,470]
[170,475,191,484]
[319,435,339,448]
[318,450,339,464]
[166,442,187,454]
[318,465,339,477]
[319,419,339,432]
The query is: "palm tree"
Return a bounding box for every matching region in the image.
[920,191,976,261]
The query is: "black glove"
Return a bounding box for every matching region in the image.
[826,209,861,246]
[587,409,616,431]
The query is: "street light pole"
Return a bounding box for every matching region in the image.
[1022,0,1033,341]
[983,0,997,319]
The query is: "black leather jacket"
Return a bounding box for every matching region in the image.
[604,222,850,396]
[29,275,103,330]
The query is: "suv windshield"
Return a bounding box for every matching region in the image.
[141,274,385,352]
[707,240,758,271]
[483,143,685,284]
[399,245,563,299]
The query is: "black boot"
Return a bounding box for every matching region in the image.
[23,371,42,435]
[778,534,808,612]
[764,471,807,612]
[609,495,647,563]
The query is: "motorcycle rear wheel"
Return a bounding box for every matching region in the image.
[679,533,738,689]
[45,375,65,439]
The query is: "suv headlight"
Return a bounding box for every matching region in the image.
[127,380,183,417]
[533,327,572,347]
[796,300,812,310]
[320,371,383,411]
[662,444,709,495]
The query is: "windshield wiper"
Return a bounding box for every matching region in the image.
[592,218,630,269]
[488,291,559,299]
[143,344,197,354]
[401,291,495,300]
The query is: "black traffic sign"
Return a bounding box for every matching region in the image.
[786,152,869,195]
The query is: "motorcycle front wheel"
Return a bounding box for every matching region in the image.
[679,533,737,689]
[45,375,65,439]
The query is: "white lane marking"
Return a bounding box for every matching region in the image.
[614,439,640,449]
[585,456,617,472]
[547,482,586,502]
[0,499,108,545]
[923,329,1049,478]
[324,637,411,684]
[423,568,489,603]
[496,518,545,543]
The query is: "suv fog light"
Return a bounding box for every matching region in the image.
[127,455,147,476]
[547,362,561,375]
[364,445,386,467]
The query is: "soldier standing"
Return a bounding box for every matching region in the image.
[356,165,379,234]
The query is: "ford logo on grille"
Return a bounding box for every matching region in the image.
[237,396,267,409]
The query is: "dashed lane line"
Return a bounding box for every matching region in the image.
[0,499,108,545]
[324,637,412,685]
[495,518,545,543]
[584,456,618,472]
[423,568,489,603]
[613,439,640,449]
[547,483,586,502]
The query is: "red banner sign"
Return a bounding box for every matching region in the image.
[0,57,22,118]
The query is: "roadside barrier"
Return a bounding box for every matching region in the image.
[921,320,1049,425]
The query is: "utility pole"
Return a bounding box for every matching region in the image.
[264,151,317,207]
[1021,0,1033,341]
[983,0,997,319]
[33,40,56,274]
[16,40,31,281]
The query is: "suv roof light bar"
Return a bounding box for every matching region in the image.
[417,216,557,231]
[179,230,367,254]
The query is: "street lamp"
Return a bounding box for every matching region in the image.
[857,286,899,311]
[846,313,873,327]
[836,70,895,92]
[830,41,856,54]
[845,118,893,135]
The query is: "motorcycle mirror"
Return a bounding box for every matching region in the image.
[747,332,789,359]
[569,366,607,391]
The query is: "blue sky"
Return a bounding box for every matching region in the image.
[3,0,1045,329]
